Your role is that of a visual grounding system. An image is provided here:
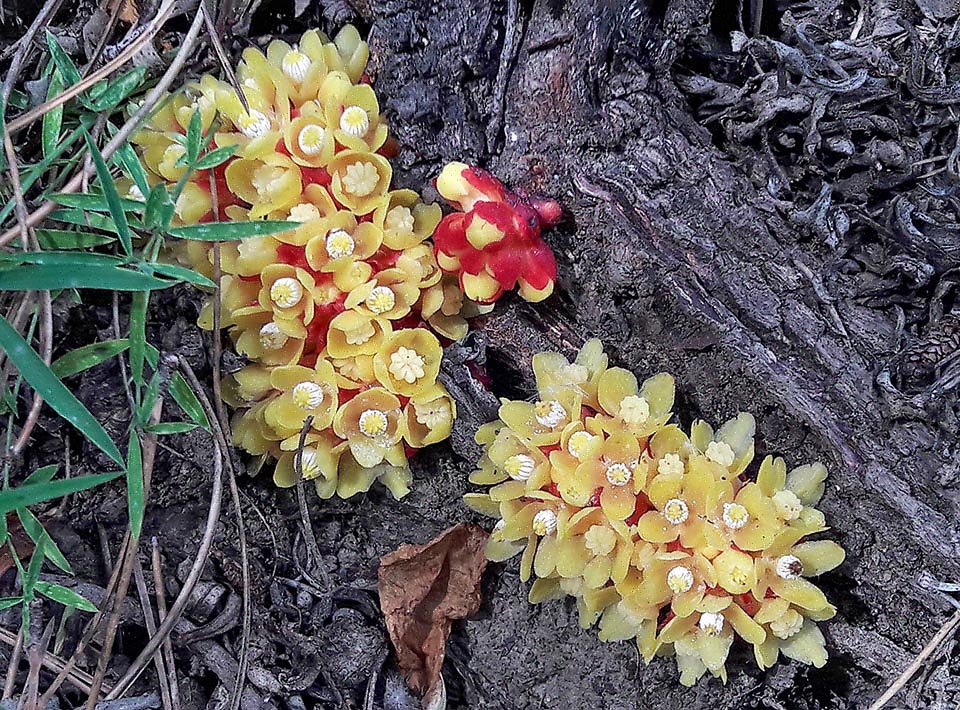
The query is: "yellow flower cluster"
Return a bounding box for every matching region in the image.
[465,340,845,685]
[131,27,481,498]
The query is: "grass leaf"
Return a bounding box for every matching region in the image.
[0,265,174,292]
[34,581,98,612]
[18,511,70,574]
[167,220,298,241]
[194,144,238,170]
[42,71,64,159]
[126,429,144,541]
[44,31,81,87]
[0,597,22,611]
[23,465,58,486]
[0,471,122,515]
[139,262,216,288]
[0,316,123,464]
[24,537,46,593]
[36,229,115,250]
[52,339,129,378]
[89,66,147,111]
[145,422,198,435]
[48,192,144,213]
[83,132,132,255]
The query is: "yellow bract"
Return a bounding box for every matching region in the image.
[466,338,846,686]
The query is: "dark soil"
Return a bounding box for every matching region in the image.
[4,0,960,708]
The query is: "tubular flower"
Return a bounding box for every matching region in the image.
[433,162,561,303]
[466,339,846,686]
[131,26,543,500]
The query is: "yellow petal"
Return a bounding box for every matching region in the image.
[773,577,829,611]
[794,540,846,576]
[637,511,679,544]
[779,620,828,668]
[756,455,787,496]
[463,493,501,517]
[786,462,828,506]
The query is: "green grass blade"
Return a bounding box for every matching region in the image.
[24,537,46,592]
[0,316,123,464]
[42,71,64,159]
[167,221,298,241]
[194,144,238,170]
[0,597,22,611]
[185,109,203,164]
[52,339,129,378]
[126,429,144,541]
[0,265,174,292]
[145,422,198,435]
[18,509,70,573]
[44,31,81,87]
[170,373,209,430]
[88,66,147,111]
[23,465,58,486]
[47,192,143,212]
[0,251,123,266]
[83,132,132,255]
[114,141,150,198]
[139,262,215,288]
[34,581,98,612]
[36,229,115,250]
[0,471,122,514]
[129,292,147,388]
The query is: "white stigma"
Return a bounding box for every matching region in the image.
[566,430,595,460]
[270,277,304,308]
[503,454,535,481]
[281,49,311,82]
[663,498,689,525]
[298,447,321,478]
[619,395,650,427]
[776,555,803,580]
[388,347,426,384]
[325,229,355,259]
[605,462,632,487]
[258,322,288,350]
[385,205,416,234]
[531,509,558,536]
[289,202,320,222]
[699,612,724,636]
[127,184,146,202]
[414,400,450,429]
[493,519,506,534]
[706,440,736,467]
[237,109,271,139]
[341,162,380,196]
[666,565,694,594]
[657,452,684,476]
[772,490,803,521]
[365,286,396,314]
[722,502,750,530]
[534,400,566,428]
[358,409,389,438]
[297,124,326,156]
[291,381,324,410]
[339,105,371,136]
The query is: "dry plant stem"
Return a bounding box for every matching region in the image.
[103,356,225,701]
[5,0,178,136]
[2,129,31,250]
[868,608,960,709]
[0,628,98,695]
[2,626,24,700]
[19,614,54,710]
[84,0,125,73]
[132,558,173,710]
[0,293,37,376]
[11,291,53,457]
[198,0,249,113]
[207,171,250,710]
[151,538,181,710]
[0,5,205,248]
[83,396,164,710]
[0,0,66,105]
[294,416,329,591]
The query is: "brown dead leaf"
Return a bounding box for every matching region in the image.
[110,0,139,24]
[378,523,489,696]
[0,515,34,579]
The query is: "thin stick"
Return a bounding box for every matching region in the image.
[2,626,23,700]
[294,416,329,590]
[0,0,66,105]
[0,3,205,248]
[11,291,53,457]
[103,357,225,700]
[131,558,173,710]
[151,537,180,710]
[868,608,960,709]
[0,627,98,695]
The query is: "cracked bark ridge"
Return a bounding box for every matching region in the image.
[360,0,960,707]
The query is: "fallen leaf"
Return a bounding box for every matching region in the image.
[0,515,34,580]
[112,0,139,24]
[378,523,489,696]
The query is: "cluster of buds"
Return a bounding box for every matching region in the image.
[130,27,557,498]
[433,163,560,304]
[465,340,845,685]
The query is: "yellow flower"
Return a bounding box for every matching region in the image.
[403,384,456,448]
[344,268,421,321]
[257,264,318,338]
[373,190,443,250]
[329,151,391,215]
[753,598,832,670]
[373,328,443,397]
[273,429,346,495]
[332,387,405,468]
[322,75,388,152]
[320,25,369,83]
[326,310,392,359]
[225,153,302,219]
[230,308,305,366]
[595,367,675,437]
[262,360,340,439]
[284,106,335,168]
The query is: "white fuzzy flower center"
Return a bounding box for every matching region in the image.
[566,431,595,460]
[534,400,566,428]
[358,409,389,438]
[325,229,355,259]
[531,509,558,536]
[236,109,271,138]
[365,286,396,314]
[776,554,803,580]
[722,502,750,530]
[699,612,724,636]
[281,49,311,82]
[770,608,804,640]
[258,322,288,350]
[663,498,689,525]
[504,454,535,481]
[667,565,694,594]
[297,124,326,156]
[339,106,370,136]
[605,462,632,487]
[388,347,426,384]
[270,277,303,308]
[292,381,324,410]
